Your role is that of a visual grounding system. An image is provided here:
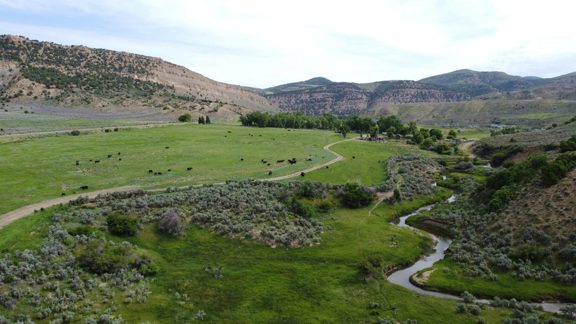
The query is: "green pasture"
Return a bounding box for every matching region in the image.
[0,124,340,215]
[422,259,576,302]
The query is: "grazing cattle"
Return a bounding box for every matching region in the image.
[114,128,119,132]
[267,163,271,166]
[268,171,272,175]
[240,158,244,161]
[300,172,305,177]
[61,193,66,196]
[94,160,100,163]
[352,156,356,159]
[165,146,170,149]
[104,129,111,133]
[167,169,172,172]
[118,152,121,155]
[89,159,93,162]
[325,166,329,169]
[79,185,89,190]
[288,158,297,165]
[118,158,122,161]
[227,130,232,133]
[187,167,193,171]
[276,160,285,163]
[107,154,112,158]
[75,161,80,166]
[306,158,312,161]
[148,170,153,173]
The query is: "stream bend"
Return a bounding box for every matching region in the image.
[386,195,570,313]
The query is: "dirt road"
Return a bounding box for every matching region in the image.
[0,138,355,229]
[264,138,354,181]
[0,186,138,229]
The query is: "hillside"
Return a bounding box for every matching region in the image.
[419,69,545,97]
[260,76,333,95]
[264,69,576,119]
[265,80,470,115]
[0,35,276,119]
[496,168,576,257]
[366,100,576,127]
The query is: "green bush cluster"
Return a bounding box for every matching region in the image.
[106,213,138,236]
[338,183,374,208]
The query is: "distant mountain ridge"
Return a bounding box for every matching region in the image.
[0,35,276,118]
[263,69,576,115]
[260,77,333,95]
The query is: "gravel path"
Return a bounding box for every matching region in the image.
[0,137,355,229]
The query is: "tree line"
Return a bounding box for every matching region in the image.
[239,111,451,147]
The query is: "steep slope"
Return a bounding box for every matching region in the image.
[265,80,470,115]
[0,35,276,117]
[496,168,576,256]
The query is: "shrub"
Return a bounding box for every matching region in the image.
[488,186,515,212]
[77,241,128,274]
[287,197,317,218]
[559,135,576,152]
[107,213,138,236]
[158,210,185,236]
[316,201,334,214]
[561,304,576,320]
[339,183,374,208]
[559,244,576,262]
[178,113,191,122]
[540,153,576,187]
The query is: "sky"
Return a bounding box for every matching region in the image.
[1,0,575,88]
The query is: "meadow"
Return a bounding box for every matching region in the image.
[0,123,569,323]
[422,260,576,302]
[296,140,437,185]
[0,188,514,323]
[0,124,340,215]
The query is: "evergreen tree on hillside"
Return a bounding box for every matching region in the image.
[198,116,205,124]
[205,116,211,124]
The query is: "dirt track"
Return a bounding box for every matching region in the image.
[0,186,137,229]
[264,138,354,181]
[0,138,355,229]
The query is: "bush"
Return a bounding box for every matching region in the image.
[488,186,515,212]
[339,183,374,208]
[158,210,185,236]
[559,135,576,152]
[559,245,576,262]
[540,153,576,187]
[77,241,128,274]
[178,113,191,122]
[287,197,317,218]
[107,213,138,236]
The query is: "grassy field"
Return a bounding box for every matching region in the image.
[0,195,513,323]
[297,139,436,185]
[422,259,576,302]
[0,123,563,322]
[0,124,341,215]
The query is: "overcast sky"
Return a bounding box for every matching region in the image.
[1,0,575,88]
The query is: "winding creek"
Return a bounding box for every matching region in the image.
[387,195,571,313]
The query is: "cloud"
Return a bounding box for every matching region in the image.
[1,0,575,87]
